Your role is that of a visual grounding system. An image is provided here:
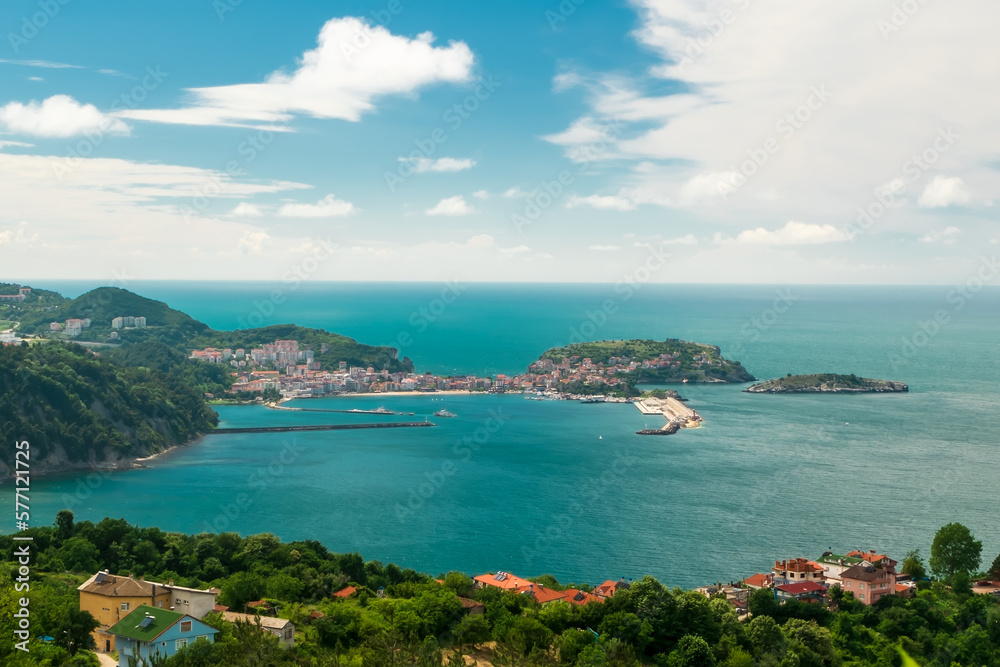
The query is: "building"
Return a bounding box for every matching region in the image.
[473,572,604,606]
[742,573,774,590]
[775,581,827,603]
[562,589,604,606]
[772,558,826,586]
[817,552,867,586]
[221,611,295,648]
[78,571,219,652]
[594,579,631,598]
[0,287,31,302]
[840,564,896,605]
[108,605,218,666]
[457,597,486,615]
[112,316,147,329]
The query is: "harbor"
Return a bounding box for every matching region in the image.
[206,422,436,434]
[633,395,703,434]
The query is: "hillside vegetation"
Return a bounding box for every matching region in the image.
[745,373,909,393]
[0,343,218,477]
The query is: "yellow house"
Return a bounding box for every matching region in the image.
[78,572,172,653]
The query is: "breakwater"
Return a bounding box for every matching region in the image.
[207,422,435,434]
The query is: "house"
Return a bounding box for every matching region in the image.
[775,582,827,603]
[840,564,896,605]
[845,550,898,572]
[772,559,826,586]
[78,571,219,652]
[472,572,603,606]
[332,586,358,599]
[474,571,531,591]
[221,611,295,648]
[108,605,217,667]
[561,589,603,606]
[594,579,631,598]
[817,552,867,586]
[742,573,774,590]
[458,597,485,615]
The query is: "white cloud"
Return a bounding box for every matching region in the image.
[499,245,531,254]
[466,234,495,248]
[398,156,476,173]
[589,245,621,251]
[234,230,271,255]
[27,76,43,82]
[0,221,39,246]
[918,176,970,208]
[547,0,1000,226]
[230,202,265,217]
[277,194,355,218]
[503,186,533,198]
[0,59,83,69]
[567,194,637,211]
[541,116,621,163]
[472,189,490,199]
[919,226,961,244]
[663,234,699,245]
[425,195,475,216]
[120,18,475,130]
[723,221,850,246]
[0,140,33,149]
[0,95,130,137]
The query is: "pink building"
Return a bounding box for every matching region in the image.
[840,565,896,605]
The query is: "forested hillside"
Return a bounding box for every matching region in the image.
[0,343,218,477]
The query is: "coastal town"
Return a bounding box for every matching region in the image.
[188,337,705,430]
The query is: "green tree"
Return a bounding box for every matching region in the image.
[52,607,99,655]
[900,549,926,581]
[55,510,75,541]
[929,523,982,579]
[556,628,596,665]
[666,635,716,667]
[988,552,1000,580]
[747,587,779,619]
[454,614,491,650]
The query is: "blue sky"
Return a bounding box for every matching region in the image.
[1,0,997,283]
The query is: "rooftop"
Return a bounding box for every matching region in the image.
[107,605,198,642]
[221,611,292,631]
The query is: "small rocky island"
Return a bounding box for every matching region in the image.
[744,374,908,394]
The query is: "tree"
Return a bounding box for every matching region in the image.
[454,614,491,650]
[55,510,75,541]
[901,549,926,581]
[929,523,982,579]
[988,552,1000,581]
[747,587,779,619]
[52,608,98,655]
[666,634,716,667]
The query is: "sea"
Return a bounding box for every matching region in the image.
[3,281,999,589]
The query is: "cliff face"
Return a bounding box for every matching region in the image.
[744,374,908,394]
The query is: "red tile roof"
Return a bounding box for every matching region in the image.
[473,572,529,591]
[742,573,773,588]
[332,586,358,599]
[562,589,604,606]
[776,582,826,594]
[594,580,627,598]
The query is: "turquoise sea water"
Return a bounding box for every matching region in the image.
[3,282,999,588]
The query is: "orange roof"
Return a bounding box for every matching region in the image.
[594,580,626,598]
[515,583,566,604]
[562,589,604,606]
[774,558,824,574]
[846,550,892,564]
[333,586,357,599]
[473,572,529,591]
[743,573,773,588]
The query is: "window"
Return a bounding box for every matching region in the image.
[180,621,192,633]
[121,603,130,611]
[285,628,293,639]
[860,594,865,600]
[859,583,865,590]
[157,601,164,608]
[176,638,188,650]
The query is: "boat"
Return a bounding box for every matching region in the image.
[434,409,457,418]
[373,406,394,414]
[580,397,606,404]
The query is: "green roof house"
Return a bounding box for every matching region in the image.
[107,604,217,666]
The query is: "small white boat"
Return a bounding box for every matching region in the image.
[434,409,457,418]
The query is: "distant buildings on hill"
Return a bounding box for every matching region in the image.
[0,287,31,303]
[112,315,146,329]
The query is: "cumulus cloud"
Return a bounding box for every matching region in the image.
[472,189,490,199]
[0,221,39,246]
[278,194,355,218]
[589,245,621,251]
[120,17,475,130]
[724,221,850,246]
[234,230,271,255]
[567,194,637,211]
[398,157,476,173]
[425,195,474,216]
[230,203,265,217]
[918,176,970,208]
[541,116,621,163]
[0,95,130,137]
[919,226,961,243]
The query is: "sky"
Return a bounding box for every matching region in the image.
[0,0,998,284]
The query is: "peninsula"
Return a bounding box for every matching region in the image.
[744,373,909,394]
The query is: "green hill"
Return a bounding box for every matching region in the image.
[0,343,218,478]
[745,373,909,393]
